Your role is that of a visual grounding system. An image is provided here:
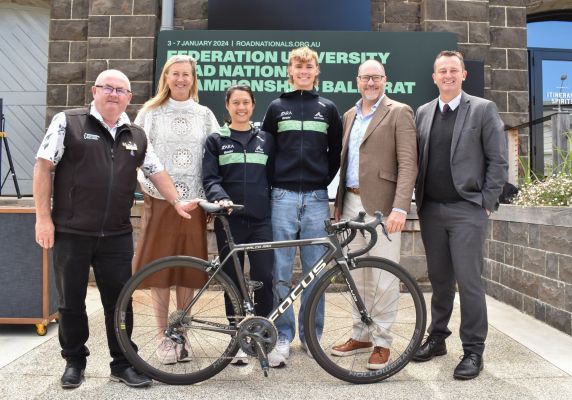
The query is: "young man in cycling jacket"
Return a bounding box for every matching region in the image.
[261,46,343,367]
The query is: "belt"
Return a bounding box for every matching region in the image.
[346,187,360,195]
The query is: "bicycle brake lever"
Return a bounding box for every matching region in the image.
[380,221,392,242]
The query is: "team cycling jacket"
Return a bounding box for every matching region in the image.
[261,89,342,192]
[203,124,275,220]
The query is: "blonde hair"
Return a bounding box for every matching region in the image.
[288,46,320,87]
[142,55,199,111]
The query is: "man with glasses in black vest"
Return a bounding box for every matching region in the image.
[34,69,199,389]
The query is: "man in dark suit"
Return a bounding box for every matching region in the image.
[332,59,417,370]
[413,51,507,380]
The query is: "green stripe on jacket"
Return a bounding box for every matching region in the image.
[277,120,329,134]
[219,153,268,166]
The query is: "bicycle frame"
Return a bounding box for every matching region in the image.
[178,214,372,335]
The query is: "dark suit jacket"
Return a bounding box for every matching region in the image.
[335,96,418,216]
[415,91,508,211]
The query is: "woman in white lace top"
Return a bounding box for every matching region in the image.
[132,55,219,365]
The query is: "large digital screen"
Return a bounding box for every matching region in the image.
[208,0,371,31]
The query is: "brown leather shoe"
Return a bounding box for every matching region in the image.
[330,338,373,356]
[367,346,390,370]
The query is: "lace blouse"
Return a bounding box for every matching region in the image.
[135,98,219,200]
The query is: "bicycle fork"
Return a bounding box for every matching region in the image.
[337,258,375,326]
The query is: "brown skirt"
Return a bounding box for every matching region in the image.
[132,195,208,288]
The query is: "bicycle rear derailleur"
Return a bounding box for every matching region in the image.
[237,316,277,376]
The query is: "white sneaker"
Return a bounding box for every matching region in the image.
[155,337,177,365]
[275,336,291,359]
[268,349,286,368]
[300,341,314,359]
[230,349,249,365]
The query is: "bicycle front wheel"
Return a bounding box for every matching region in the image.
[115,256,243,385]
[303,257,426,384]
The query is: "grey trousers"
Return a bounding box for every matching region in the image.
[418,200,489,355]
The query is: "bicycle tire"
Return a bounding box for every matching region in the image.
[303,257,426,384]
[115,256,243,385]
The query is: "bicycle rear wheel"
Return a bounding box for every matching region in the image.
[115,256,243,385]
[303,257,426,384]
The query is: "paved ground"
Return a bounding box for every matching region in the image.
[1,287,571,400]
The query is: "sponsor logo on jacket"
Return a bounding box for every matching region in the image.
[222,144,234,154]
[83,133,100,140]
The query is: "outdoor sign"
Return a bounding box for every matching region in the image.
[542,59,572,108]
[156,30,457,124]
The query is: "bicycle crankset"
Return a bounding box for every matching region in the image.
[237,316,277,357]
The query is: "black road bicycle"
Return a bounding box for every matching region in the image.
[115,202,426,385]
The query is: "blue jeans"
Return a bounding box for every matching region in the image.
[271,188,330,344]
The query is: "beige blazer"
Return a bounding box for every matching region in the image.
[335,96,418,217]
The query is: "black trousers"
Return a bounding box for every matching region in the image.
[53,232,136,373]
[418,200,489,356]
[214,216,274,318]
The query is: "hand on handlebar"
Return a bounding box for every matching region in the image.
[215,199,234,214]
[174,198,201,219]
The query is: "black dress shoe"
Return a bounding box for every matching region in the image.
[61,365,85,389]
[412,336,447,362]
[454,352,483,380]
[110,366,152,387]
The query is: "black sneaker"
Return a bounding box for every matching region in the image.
[110,367,152,388]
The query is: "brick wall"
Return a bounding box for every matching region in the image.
[484,206,572,335]
[47,0,89,123]
[47,0,160,123]
[47,1,531,131]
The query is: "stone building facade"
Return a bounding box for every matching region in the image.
[41,0,572,335]
[47,0,533,155]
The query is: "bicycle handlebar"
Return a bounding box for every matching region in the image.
[327,211,389,258]
[336,211,365,247]
[199,201,244,214]
[202,200,387,258]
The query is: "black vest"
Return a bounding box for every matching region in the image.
[52,108,147,236]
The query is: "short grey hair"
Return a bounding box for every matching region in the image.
[94,69,131,90]
[358,59,386,76]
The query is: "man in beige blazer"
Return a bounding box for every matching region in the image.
[331,59,418,370]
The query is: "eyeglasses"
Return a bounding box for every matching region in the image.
[357,75,385,83]
[94,85,131,96]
